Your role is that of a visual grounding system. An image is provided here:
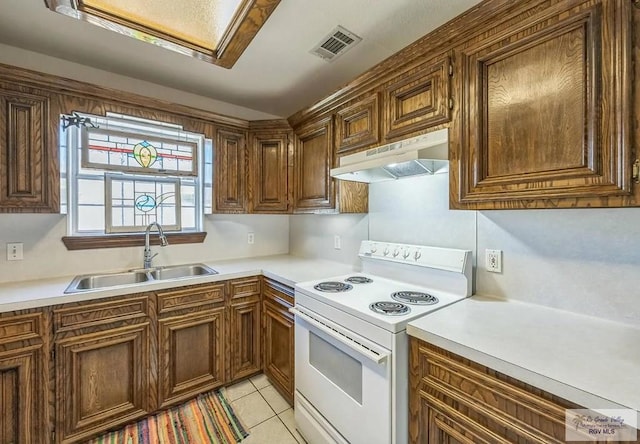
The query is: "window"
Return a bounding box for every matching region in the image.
[60,112,212,238]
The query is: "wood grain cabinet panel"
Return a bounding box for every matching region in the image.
[228,277,262,381]
[458,1,632,208]
[55,323,151,444]
[262,279,294,405]
[0,85,58,212]
[336,94,380,154]
[0,311,48,444]
[383,57,452,140]
[157,308,225,408]
[293,116,335,212]
[215,127,247,213]
[249,131,290,213]
[409,338,587,444]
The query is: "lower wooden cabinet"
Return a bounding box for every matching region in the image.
[262,278,294,404]
[228,277,262,382]
[0,311,48,444]
[409,338,581,444]
[53,295,153,444]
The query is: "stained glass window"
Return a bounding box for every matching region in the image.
[60,112,212,236]
[83,127,197,176]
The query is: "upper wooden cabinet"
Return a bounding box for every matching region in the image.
[456,0,633,209]
[249,131,291,213]
[214,127,247,213]
[336,94,380,155]
[293,116,335,212]
[0,84,58,213]
[383,56,452,141]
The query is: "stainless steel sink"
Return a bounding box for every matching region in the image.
[150,264,217,280]
[65,263,217,293]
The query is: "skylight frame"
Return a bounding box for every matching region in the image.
[44,0,281,68]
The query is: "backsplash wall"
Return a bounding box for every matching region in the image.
[0,214,289,284]
[289,174,640,326]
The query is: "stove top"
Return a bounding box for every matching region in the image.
[295,272,465,333]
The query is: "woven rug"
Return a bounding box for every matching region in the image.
[87,389,249,444]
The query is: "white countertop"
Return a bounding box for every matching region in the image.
[407,296,640,413]
[0,255,355,312]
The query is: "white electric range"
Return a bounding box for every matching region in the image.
[292,240,472,444]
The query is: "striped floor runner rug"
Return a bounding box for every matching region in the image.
[87,389,249,444]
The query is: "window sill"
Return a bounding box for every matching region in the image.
[62,232,207,250]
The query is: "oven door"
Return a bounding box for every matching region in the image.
[292,305,392,444]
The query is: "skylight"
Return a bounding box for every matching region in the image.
[44,0,281,68]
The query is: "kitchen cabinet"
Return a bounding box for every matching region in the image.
[228,277,262,381]
[293,116,335,212]
[215,127,248,213]
[0,83,58,213]
[409,338,580,444]
[335,94,380,155]
[383,56,452,141]
[53,294,153,444]
[249,130,291,213]
[0,311,49,444]
[262,278,294,404]
[456,0,633,209]
[155,283,226,408]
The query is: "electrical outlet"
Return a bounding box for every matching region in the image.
[334,235,342,250]
[485,249,502,273]
[247,233,255,244]
[7,243,24,261]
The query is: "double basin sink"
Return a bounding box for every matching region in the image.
[65,263,218,293]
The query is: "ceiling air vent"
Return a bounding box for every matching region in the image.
[310,26,362,62]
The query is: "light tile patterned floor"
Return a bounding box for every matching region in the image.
[223,374,306,444]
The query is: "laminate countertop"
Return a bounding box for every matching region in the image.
[408,296,640,414]
[0,255,355,312]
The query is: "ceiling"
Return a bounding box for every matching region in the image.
[0,0,482,119]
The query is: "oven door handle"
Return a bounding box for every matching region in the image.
[290,307,390,364]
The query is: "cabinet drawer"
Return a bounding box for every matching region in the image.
[0,312,43,344]
[156,283,225,315]
[229,277,261,300]
[54,295,150,333]
[416,342,575,444]
[263,279,294,308]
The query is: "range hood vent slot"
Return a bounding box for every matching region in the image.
[311,26,362,62]
[330,129,449,183]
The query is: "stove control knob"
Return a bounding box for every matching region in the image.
[414,250,422,261]
[383,247,389,256]
[392,248,399,258]
[402,249,410,259]
[371,244,378,254]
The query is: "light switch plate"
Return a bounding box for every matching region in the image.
[7,243,24,261]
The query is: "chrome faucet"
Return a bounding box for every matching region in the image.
[143,222,168,269]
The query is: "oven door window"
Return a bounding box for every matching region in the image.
[308,331,362,404]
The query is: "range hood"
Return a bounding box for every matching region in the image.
[330,128,449,183]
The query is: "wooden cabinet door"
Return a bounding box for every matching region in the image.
[215,127,247,213]
[262,280,294,404]
[383,57,452,140]
[250,131,290,213]
[336,94,380,155]
[457,1,632,208]
[0,85,58,212]
[293,116,335,212]
[158,308,225,408]
[228,277,261,381]
[55,323,151,443]
[0,312,48,444]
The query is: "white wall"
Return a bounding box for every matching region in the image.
[289,173,640,326]
[0,214,289,284]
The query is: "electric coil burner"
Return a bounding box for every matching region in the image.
[369,301,411,316]
[344,276,373,284]
[313,281,353,292]
[391,291,439,305]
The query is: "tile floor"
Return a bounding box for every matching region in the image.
[223,374,306,443]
